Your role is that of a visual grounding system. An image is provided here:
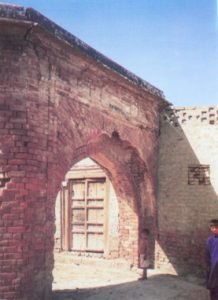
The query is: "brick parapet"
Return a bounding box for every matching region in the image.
[163,106,218,127]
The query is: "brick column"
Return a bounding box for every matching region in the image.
[0,27,52,299]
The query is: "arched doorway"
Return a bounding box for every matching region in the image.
[54,157,120,259]
[53,133,147,265]
[52,134,148,294]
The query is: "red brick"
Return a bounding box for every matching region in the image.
[8,227,25,234]
[0,273,16,280]
[0,10,166,300]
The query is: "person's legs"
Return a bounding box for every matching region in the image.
[140,268,147,280]
[210,288,218,300]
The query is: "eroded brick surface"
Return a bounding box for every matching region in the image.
[0,11,166,300]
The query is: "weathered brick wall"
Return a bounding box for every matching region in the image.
[157,106,218,275]
[0,12,166,300]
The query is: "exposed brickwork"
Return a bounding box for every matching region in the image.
[188,164,210,185]
[0,8,167,300]
[157,106,218,275]
[164,106,218,126]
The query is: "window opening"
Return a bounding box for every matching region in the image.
[188,164,210,185]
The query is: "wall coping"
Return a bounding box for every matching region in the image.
[0,3,169,104]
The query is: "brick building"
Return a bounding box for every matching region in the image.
[0,4,217,300]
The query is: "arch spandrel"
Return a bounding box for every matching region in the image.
[69,133,147,214]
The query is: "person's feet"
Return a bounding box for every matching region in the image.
[138,276,147,281]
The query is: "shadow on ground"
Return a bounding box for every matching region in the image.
[52,273,210,300]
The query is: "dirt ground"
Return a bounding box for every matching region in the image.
[52,253,210,300]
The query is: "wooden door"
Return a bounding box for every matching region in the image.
[70,178,106,252]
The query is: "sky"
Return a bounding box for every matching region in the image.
[0,0,217,106]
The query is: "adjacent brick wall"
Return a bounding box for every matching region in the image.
[0,17,165,300]
[157,106,218,275]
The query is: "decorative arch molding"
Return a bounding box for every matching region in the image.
[71,133,147,214]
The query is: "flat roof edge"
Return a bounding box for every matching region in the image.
[0,3,168,102]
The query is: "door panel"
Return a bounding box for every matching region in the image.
[87,233,104,250]
[72,233,85,250]
[72,181,85,199]
[87,208,104,223]
[70,178,106,252]
[72,208,85,223]
[87,180,105,198]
